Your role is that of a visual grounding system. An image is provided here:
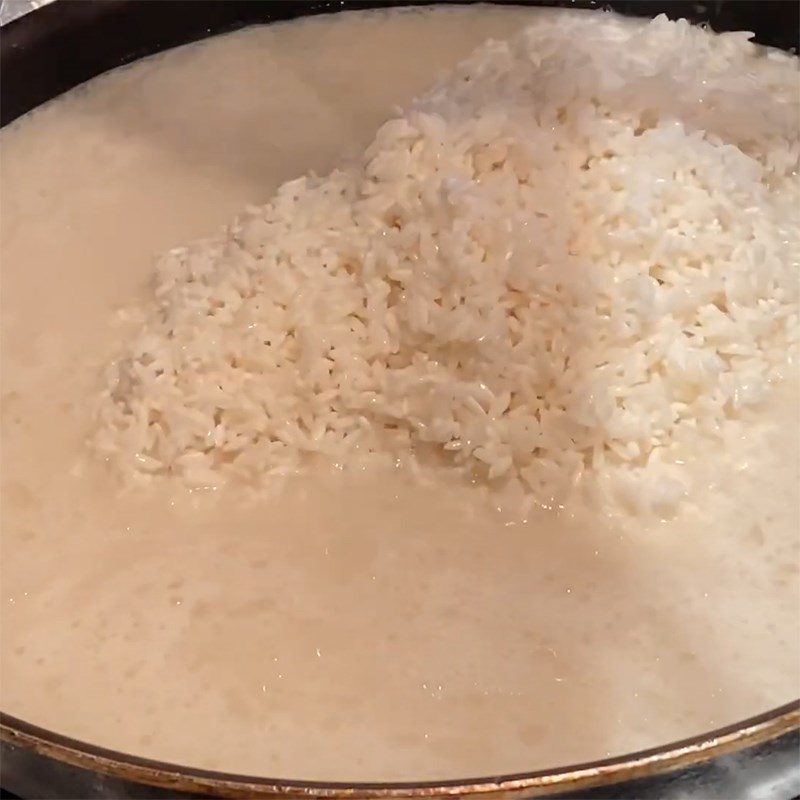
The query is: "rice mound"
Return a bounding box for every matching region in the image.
[94,12,800,515]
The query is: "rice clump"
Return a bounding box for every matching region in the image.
[94,12,800,516]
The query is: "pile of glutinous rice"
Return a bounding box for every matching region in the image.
[94,13,800,515]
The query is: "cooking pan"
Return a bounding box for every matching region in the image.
[1,2,798,798]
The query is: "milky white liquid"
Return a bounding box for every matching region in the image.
[1,6,798,782]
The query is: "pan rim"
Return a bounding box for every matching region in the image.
[2,702,799,797]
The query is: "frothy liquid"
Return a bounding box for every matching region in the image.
[1,6,798,782]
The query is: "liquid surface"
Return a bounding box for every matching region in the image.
[1,6,798,782]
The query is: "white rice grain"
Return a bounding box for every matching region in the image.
[93,12,800,515]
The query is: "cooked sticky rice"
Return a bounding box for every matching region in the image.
[94,12,800,515]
